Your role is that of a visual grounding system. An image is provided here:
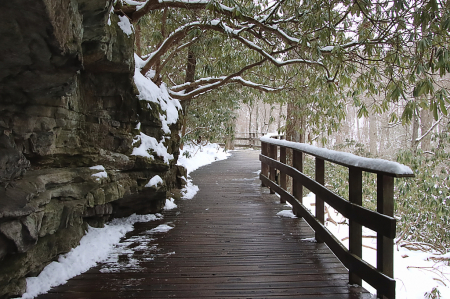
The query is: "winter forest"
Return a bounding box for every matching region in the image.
[5,0,450,297]
[128,0,449,242]
[124,0,450,296]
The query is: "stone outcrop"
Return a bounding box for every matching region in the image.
[0,1,185,297]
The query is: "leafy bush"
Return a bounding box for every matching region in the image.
[303,137,450,251]
[396,148,450,251]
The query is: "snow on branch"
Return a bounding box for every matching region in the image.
[140,19,328,79]
[415,115,443,144]
[169,76,282,100]
[168,58,288,100]
[124,0,309,47]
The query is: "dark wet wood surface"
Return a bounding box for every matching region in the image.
[37,150,370,298]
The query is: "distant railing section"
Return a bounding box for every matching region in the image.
[222,133,266,149]
[259,135,414,299]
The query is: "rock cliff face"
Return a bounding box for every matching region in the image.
[0,1,185,297]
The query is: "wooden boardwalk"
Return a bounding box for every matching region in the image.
[37,150,370,299]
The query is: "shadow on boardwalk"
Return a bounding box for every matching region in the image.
[37,150,371,299]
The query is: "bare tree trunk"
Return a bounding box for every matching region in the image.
[180,47,197,150]
[135,23,142,57]
[420,108,433,151]
[277,103,283,134]
[356,107,361,143]
[411,113,419,151]
[248,104,253,136]
[256,105,259,135]
[369,113,377,156]
[286,102,301,142]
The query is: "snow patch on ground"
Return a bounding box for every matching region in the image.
[177,143,231,174]
[148,224,174,234]
[20,214,163,299]
[276,210,297,218]
[163,198,177,210]
[181,179,200,200]
[177,143,231,200]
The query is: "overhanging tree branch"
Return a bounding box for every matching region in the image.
[168,58,288,100]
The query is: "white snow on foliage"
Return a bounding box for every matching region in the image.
[123,0,146,10]
[19,214,162,299]
[261,136,413,175]
[145,175,163,188]
[117,15,133,36]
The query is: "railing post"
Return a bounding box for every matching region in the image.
[349,167,362,286]
[292,149,303,216]
[377,174,395,299]
[279,146,287,204]
[268,144,277,194]
[315,158,325,243]
[261,142,269,187]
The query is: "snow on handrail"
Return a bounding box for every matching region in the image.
[260,135,413,177]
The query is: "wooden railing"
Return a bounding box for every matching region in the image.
[259,135,414,299]
[233,133,265,148]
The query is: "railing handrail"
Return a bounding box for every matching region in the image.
[259,137,414,299]
[260,136,414,178]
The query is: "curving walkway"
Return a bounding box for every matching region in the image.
[37,150,370,298]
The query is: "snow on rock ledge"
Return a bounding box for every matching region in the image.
[131,54,182,164]
[260,136,413,176]
[132,133,174,164]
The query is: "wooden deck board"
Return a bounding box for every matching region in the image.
[36,150,371,298]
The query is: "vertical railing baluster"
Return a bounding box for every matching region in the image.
[315,158,325,243]
[279,146,287,204]
[292,149,303,216]
[261,142,269,187]
[349,167,363,286]
[377,174,395,299]
[268,144,277,194]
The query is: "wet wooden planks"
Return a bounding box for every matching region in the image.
[37,150,370,299]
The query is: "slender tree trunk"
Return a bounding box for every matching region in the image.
[135,23,142,56]
[369,113,377,156]
[286,102,303,142]
[356,107,361,143]
[248,105,252,138]
[256,105,259,135]
[180,47,197,150]
[411,113,419,151]
[277,103,283,134]
[420,108,432,151]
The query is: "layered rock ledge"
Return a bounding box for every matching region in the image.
[0,1,185,297]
